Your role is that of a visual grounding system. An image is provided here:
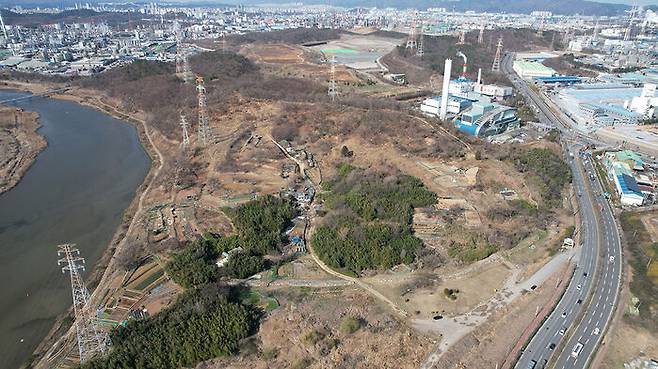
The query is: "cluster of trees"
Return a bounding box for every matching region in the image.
[79,59,195,139]
[313,218,423,273]
[322,168,437,224]
[514,148,572,208]
[228,27,341,46]
[542,54,597,78]
[189,51,258,81]
[80,284,259,369]
[387,28,559,86]
[165,196,297,287]
[313,167,436,274]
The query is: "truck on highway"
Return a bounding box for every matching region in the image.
[526,359,537,369]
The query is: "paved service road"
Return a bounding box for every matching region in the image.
[504,53,623,369]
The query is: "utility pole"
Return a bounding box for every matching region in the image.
[457,29,466,45]
[491,37,503,72]
[180,112,190,147]
[57,244,108,363]
[416,23,424,57]
[328,54,337,102]
[196,76,210,146]
[175,31,183,75]
[478,23,484,44]
[624,5,637,41]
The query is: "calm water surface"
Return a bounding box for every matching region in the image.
[0,90,150,369]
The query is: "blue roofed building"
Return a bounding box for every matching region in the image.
[603,150,646,206]
[534,76,582,86]
[454,101,519,137]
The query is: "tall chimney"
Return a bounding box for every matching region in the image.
[477,68,482,85]
[440,58,452,121]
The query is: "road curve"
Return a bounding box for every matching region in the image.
[504,53,623,369]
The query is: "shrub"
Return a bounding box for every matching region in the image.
[339,316,362,335]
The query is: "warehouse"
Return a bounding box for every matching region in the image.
[512,60,556,79]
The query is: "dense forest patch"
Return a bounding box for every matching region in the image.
[165,195,297,287]
[80,284,259,369]
[313,167,436,274]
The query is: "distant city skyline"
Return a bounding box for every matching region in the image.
[596,0,658,5]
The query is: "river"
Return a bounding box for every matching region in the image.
[0,90,150,369]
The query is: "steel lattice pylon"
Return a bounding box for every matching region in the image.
[196,76,211,146]
[57,244,108,363]
[416,25,424,57]
[491,37,503,72]
[328,55,337,102]
[180,112,190,147]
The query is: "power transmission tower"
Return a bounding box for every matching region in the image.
[456,29,466,45]
[405,23,417,49]
[180,113,190,147]
[492,37,503,72]
[175,32,183,75]
[57,244,108,363]
[478,24,484,44]
[196,76,211,146]
[416,24,424,57]
[182,50,192,83]
[537,17,544,37]
[328,55,337,102]
[624,5,637,41]
[550,31,556,50]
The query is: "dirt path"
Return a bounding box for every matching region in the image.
[410,115,472,152]
[417,248,577,369]
[271,135,408,318]
[37,92,166,369]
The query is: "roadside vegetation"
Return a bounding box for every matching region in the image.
[312,166,436,274]
[513,148,571,208]
[542,54,597,78]
[619,212,658,331]
[165,195,297,286]
[80,284,259,369]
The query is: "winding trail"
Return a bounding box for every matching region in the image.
[270,135,408,318]
[38,92,166,368]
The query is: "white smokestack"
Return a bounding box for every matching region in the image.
[477,68,482,84]
[440,58,452,121]
[456,51,468,78]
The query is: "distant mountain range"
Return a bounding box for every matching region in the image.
[0,0,655,16]
[296,0,633,16]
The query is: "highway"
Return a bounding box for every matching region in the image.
[504,53,623,369]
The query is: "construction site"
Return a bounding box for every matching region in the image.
[11,24,583,369]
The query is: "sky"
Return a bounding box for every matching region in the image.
[592,0,657,4]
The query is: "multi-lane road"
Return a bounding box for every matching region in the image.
[503,53,623,369]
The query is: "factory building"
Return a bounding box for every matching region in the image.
[420,95,474,117]
[603,150,648,206]
[579,102,642,125]
[625,83,658,119]
[473,83,513,98]
[455,101,519,137]
[513,60,556,79]
[534,76,582,87]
